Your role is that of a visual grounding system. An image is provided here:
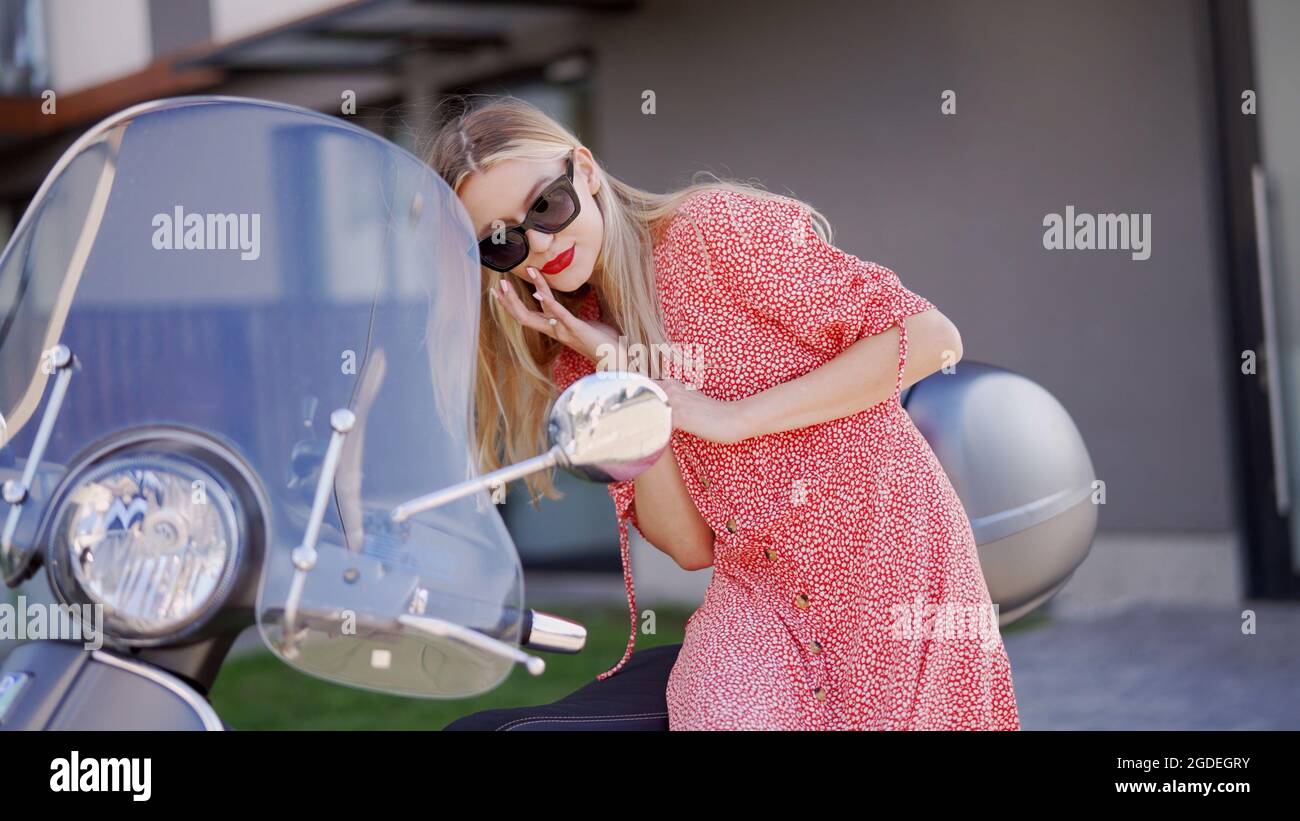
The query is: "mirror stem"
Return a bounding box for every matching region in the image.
[397,614,545,676]
[391,445,562,522]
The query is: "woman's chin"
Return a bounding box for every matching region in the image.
[544,265,593,293]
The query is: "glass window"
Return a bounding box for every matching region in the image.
[0,0,49,96]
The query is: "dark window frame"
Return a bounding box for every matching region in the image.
[1204,0,1300,598]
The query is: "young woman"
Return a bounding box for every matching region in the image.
[426,96,1020,731]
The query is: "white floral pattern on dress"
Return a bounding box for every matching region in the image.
[551,188,1020,730]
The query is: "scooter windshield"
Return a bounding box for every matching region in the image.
[0,97,523,697]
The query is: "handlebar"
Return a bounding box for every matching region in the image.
[520,609,587,654]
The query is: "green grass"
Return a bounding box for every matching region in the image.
[210,600,1052,730]
[209,602,693,730]
[1001,606,1052,635]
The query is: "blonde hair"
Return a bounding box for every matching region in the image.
[422,94,832,500]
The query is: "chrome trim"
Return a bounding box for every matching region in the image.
[281,408,354,654]
[1,345,77,575]
[90,650,224,731]
[545,372,672,483]
[392,372,672,521]
[524,610,587,654]
[391,447,560,522]
[396,614,545,676]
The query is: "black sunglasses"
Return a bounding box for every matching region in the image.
[476,153,580,273]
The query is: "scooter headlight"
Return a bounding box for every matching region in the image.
[46,451,241,643]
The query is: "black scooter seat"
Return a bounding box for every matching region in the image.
[443,643,680,731]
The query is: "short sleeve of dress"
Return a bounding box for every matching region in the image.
[682,189,937,383]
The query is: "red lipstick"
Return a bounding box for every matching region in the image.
[541,245,574,275]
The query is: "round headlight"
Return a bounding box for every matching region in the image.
[47,451,241,642]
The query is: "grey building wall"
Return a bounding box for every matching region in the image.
[583,0,1231,532]
[0,0,1236,541]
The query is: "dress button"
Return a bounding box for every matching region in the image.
[807,639,822,655]
[725,518,738,533]
[699,475,710,489]
[764,547,778,561]
[813,686,828,702]
[794,593,810,610]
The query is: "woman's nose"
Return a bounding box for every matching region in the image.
[525,228,555,258]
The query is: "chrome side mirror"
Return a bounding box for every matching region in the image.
[391,372,671,521]
[549,372,671,483]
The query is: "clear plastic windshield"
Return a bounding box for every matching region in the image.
[0,97,522,697]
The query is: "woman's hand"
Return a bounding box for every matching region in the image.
[489,266,619,362]
[656,379,753,445]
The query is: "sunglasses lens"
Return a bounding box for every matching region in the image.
[479,230,527,271]
[529,185,578,232]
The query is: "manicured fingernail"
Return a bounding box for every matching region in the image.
[527,267,537,278]
[500,280,509,292]
[533,292,543,301]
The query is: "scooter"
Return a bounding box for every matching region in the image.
[0,96,672,729]
[0,96,1097,731]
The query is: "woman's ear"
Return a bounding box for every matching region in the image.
[574,146,600,197]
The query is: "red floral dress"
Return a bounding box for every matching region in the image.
[551,188,1020,730]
